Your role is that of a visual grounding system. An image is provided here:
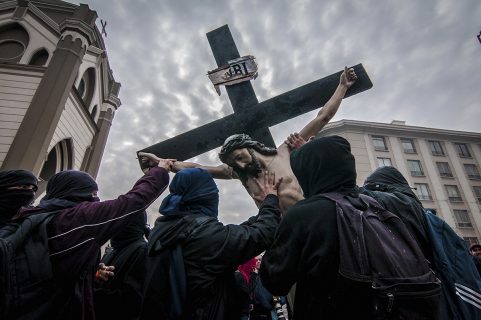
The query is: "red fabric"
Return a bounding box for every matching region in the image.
[238,257,257,284]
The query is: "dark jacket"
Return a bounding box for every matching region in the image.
[94,212,150,320]
[233,271,252,317]
[424,210,481,320]
[260,136,362,320]
[362,166,432,263]
[14,167,169,320]
[144,194,281,320]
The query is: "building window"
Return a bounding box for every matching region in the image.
[436,162,453,178]
[400,138,416,154]
[453,210,473,228]
[377,157,392,167]
[372,136,388,151]
[473,186,481,203]
[464,164,481,180]
[39,139,74,181]
[429,140,445,156]
[464,237,479,246]
[407,160,424,176]
[28,48,49,66]
[78,78,86,97]
[415,183,432,201]
[445,185,462,202]
[91,105,98,120]
[454,143,471,158]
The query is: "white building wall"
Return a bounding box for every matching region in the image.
[0,67,43,166]
[417,139,457,227]
[49,93,96,169]
[319,121,481,242]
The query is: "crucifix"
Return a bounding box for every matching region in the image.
[137,25,372,166]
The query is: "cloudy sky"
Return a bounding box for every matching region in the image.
[75,0,481,225]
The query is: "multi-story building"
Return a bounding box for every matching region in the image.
[318,119,481,244]
[0,0,121,195]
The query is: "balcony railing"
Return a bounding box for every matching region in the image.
[448,196,463,202]
[418,195,433,201]
[411,171,424,176]
[456,222,473,228]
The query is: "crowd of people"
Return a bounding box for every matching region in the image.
[2,67,481,319]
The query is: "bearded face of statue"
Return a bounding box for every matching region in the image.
[225,148,262,178]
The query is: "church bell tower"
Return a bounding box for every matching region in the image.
[0,0,121,194]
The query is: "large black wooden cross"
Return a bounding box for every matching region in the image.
[138,25,372,165]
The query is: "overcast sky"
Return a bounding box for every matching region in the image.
[75,0,481,225]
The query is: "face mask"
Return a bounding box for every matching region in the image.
[0,189,35,221]
[91,196,100,202]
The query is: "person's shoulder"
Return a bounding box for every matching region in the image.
[12,206,44,220]
[284,195,336,222]
[289,195,336,211]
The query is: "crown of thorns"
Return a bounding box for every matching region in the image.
[218,134,277,163]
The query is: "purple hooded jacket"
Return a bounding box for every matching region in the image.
[14,167,169,320]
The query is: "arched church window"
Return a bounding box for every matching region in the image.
[0,23,29,63]
[29,48,49,66]
[77,68,96,107]
[39,139,74,181]
[91,105,98,120]
[78,78,86,97]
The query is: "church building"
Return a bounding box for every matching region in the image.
[0,0,121,195]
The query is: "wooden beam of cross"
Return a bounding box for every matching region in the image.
[137,25,372,166]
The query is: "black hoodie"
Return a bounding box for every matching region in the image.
[361,166,432,263]
[260,136,362,320]
[142,195,281,320]
[94,212,149,320]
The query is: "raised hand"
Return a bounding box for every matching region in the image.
[285,132,308,152]
[340,66,358,88]
[138,152,175,173]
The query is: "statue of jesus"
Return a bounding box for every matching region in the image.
[143,67,357,214]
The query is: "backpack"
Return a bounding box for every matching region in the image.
[321,192,441,320]
[0,211,56,320]
[424,209,481,320]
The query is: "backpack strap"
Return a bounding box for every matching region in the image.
[320,192,372,280]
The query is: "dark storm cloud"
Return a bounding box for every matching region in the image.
[75,0,481,224]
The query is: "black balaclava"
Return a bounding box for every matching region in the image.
[364,166,419,203]
[38,170,98,211]
[290,135,356,198]
[0,170,37,223]
[110,211,148,249]
[362,166,432,261]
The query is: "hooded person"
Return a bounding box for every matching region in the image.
[363,168,481,319]
[361,166,432,262]
[12,154,171,320]
[142,168,282,320]
[94,211,150,320]
[0,170,37,225]
[234,257,257,320]
[260,135,367,320]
